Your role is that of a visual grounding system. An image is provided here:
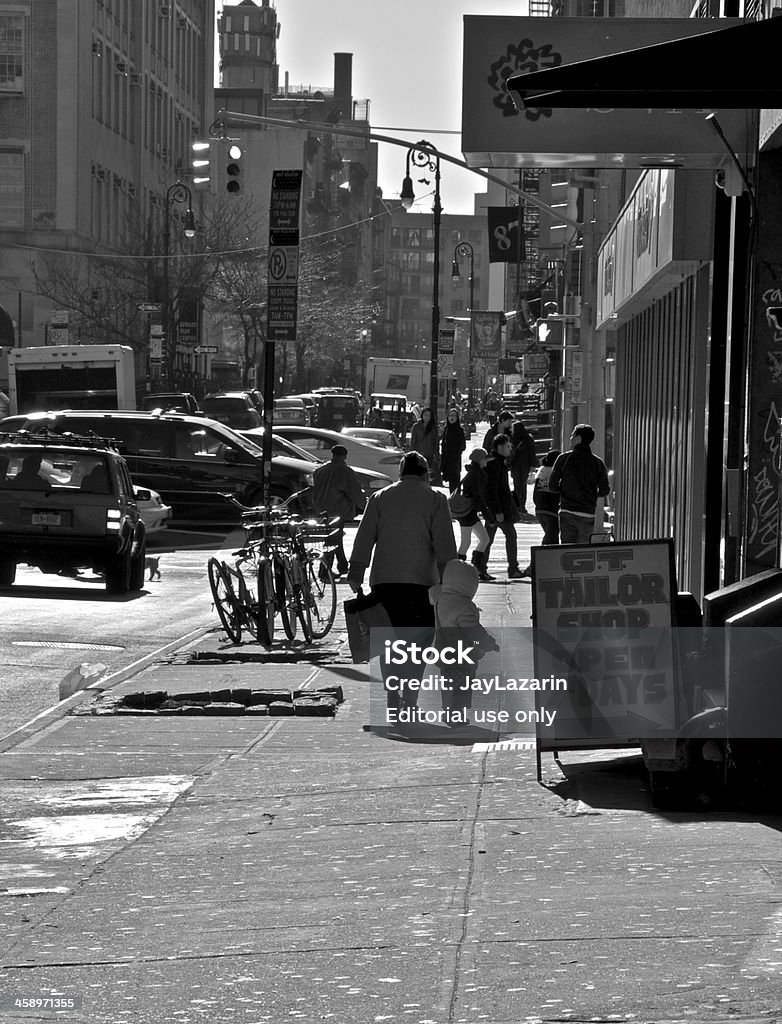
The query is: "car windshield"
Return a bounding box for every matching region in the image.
[0,448,111,492]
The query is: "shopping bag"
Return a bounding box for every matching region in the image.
[343,588,393,663]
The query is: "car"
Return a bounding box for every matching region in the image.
[274,425,404,478]
[0,429,146,593]
[134,485,171,535]
[273,397,311,426]
[0,411,316,527]
[239,428,394,510]
[140,393,201,416]
[200,392,262,430]
[342,426,404,451]
[308,389,362,430]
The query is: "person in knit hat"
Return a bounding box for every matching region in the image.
[428,558,499,723]
[454,447,495,582]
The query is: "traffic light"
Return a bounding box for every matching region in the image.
[225,143,243,195]
[191,140,216,194]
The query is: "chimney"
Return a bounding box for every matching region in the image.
[333,53,352,120]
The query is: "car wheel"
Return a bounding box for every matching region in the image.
[0,558,16,588]
[106,549,131,594]
[129,539,146,591]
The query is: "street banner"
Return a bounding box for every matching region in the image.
[487,206,524,264]
[472,311,504,359]
[531,540,679,751]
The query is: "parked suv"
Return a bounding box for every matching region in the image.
[201,392,262,430]
[141,393,201,416]
[0,430,146,593]
[0,411,315,527]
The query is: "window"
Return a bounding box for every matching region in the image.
[0,151,24,228]
[0,14,23,92]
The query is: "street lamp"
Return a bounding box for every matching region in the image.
[162,180,196,387]
[401,140,441,416]
[451,240,475,412]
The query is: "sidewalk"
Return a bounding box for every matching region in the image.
[1,519,781,1023]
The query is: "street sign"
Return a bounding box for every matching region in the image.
[194,345,218,355]
[50,309,69,327]
[49,327,68,344]
[138,302,162,313]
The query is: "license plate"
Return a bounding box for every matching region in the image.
[32,512,61,526]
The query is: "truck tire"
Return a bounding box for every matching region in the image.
[106,550,131,595]
[0,559,16,588]
[129,539,146,591]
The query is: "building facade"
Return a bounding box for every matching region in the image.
[0,0,215,363]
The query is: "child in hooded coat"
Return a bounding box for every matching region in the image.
[428,558,500,723]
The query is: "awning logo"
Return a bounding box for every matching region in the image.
[487,38,562,120]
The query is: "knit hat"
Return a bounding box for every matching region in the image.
[468,448,488,463]
[400,451,429,476]
[331,444,348,458]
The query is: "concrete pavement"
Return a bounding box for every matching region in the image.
[1,519,782,1023]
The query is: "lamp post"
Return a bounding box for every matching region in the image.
[162,180,196,388]
[401,140,441,417]
[451,241,475,413]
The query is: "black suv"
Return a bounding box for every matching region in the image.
[0,430,146,593]
[0,411,316,527]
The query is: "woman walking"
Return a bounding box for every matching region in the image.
[440,408,467,493]
[409,408,439,481]
[456,448,495,582]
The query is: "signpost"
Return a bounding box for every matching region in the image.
[264,169,303,506]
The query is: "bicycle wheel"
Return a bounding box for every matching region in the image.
[303,554,337,639]
[255,557,275,645]
[207,557,242,643]
[278,558,298,641]
[236,569,262,642]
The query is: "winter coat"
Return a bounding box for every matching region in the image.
[550,443,610,515]
[440,422,466,481]
[349,475,456,588]
[509,422,538,473]
[312,459,366,521]
[461,461,492,522]
[409,420,439,466]
[486,453,517,520]
[532,465,559,516]
[428,559,499,657]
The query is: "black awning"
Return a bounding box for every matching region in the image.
[507,17,782,109]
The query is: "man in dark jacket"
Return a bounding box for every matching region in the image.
[550,424,610,544]
[483,411,538,518]
[484,435,523,579]
[312,445,366,576]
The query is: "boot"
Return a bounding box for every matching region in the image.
[472,550,495,582]
[457,553,467,560]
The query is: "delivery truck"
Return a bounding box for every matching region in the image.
[364,357,431,407]
[7,345,136,415]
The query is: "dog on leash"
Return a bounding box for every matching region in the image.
[145,556,162,581]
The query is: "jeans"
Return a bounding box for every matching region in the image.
[322,518,348,575]
[485,519,519,570]
[559,510,595,544]
[537,510,559,545]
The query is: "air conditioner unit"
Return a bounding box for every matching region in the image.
[130,73,141,86]
[92,41,103,57]
[177,15,187,28]
[114,61,128,75]
[159,4,171,16]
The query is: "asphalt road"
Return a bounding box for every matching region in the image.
[0,529,232,740]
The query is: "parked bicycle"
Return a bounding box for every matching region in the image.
[207,491,339,645]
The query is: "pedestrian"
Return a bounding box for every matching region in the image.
[440,408,467,492]
[482,408,514,454]
[312,444,366,577]
[485,434,524,579]
[409,407,440,481]
[347,451,457,709]
[428,558,500,723]
[508,418,538,517]
[550,424,610,544]
[533,449,562,545]
[456,448,495,582]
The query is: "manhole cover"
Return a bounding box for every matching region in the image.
[13,641,125,651]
